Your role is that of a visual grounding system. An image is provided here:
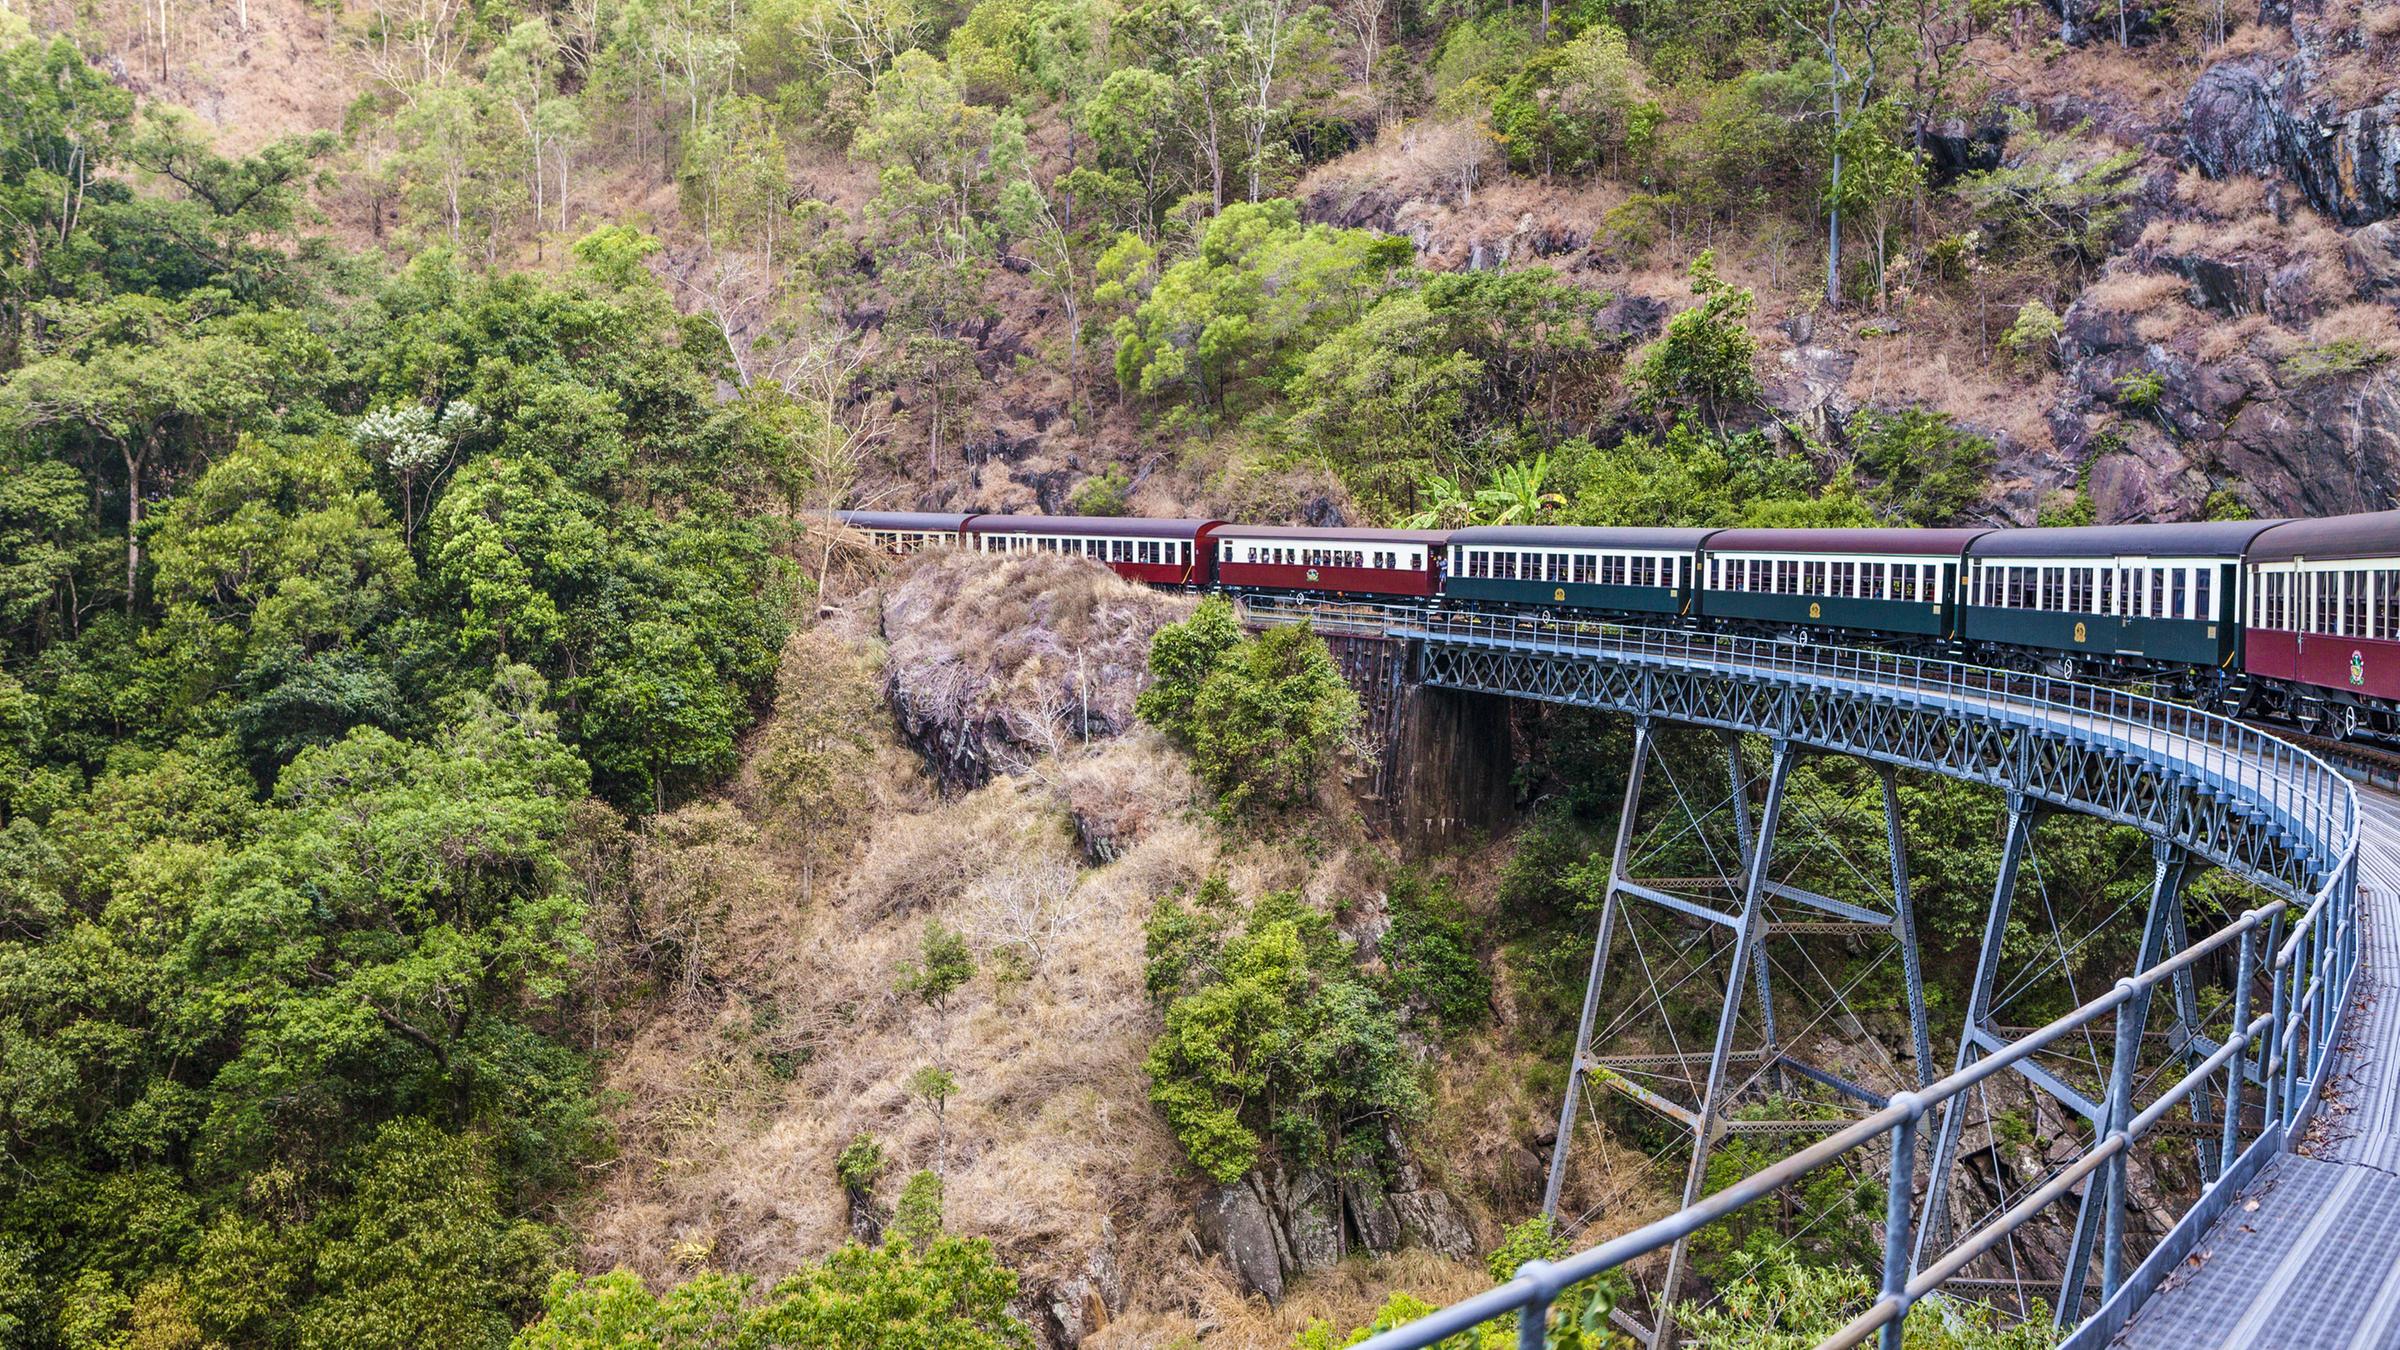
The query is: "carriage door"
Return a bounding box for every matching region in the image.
[2114,556,2147,652]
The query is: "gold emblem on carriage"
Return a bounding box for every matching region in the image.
[2353,650,2367,687]
[1306,568,1320,582]
[1809,602,1822,619]
[1554,587,1566,601]
[2074,621,2087,644]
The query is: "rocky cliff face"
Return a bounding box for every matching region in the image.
[1193,1146,1477,1303]
[878,552,1188,791]
[2186,61,2400,227]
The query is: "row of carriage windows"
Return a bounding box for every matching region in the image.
[1711,557,1942,601]
[1454,550,1684,587]
[2253,568,2400,639]
[1971,563,2212,621]
[864,530,947,553]
[1223,544,1425,570]
[980,534,1191,565]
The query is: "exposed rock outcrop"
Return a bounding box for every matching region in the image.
[2045,280,2400,518]
[880,552,1189,790]
[1193,1151,1478,1303]
[2184,61,2400,227]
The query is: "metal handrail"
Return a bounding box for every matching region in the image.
[1236,597,2361,1350]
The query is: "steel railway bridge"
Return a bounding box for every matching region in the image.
[1238,598,2383,1350]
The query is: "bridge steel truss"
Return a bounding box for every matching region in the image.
[1236,599,2360,1350]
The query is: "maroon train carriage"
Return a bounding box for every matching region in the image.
[2244,511,2400,737]
[832,510,974,555]
[1211,524,1450,599]
[962,514,1222,587]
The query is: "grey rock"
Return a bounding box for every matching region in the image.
[1041,1219,1123,1348]
[1389,1186,1477,1259]
[1195,1179,1288,1302]
[2347,220,2400,302]
[1277,1168,1347,1277]
[1344,1176,1404,1253]
[2153,251,2269,317]
[1921,116,2010,185]
[2184,60,2400,225]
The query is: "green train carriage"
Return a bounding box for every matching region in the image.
[1443,526,1718,616]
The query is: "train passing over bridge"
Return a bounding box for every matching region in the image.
[838,508,2400,741]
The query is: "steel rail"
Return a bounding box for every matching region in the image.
[1236,600,2361,1350]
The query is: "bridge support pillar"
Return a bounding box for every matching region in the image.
[1542,717,1654,1220]
[1652,737,1796,1350]
[1542,730,1941,1349]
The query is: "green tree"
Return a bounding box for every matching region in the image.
[1630,251,1760,431]
[899,920,977,1013]
[1826,100,1924,309]
[0,293,285,606]
[299,1119,562,1350]
[1186,623,1361,815]
[576,618,744,813]
[1135,595,1243,740]
[1144,888,1422,1182]
[1113,199,1410,415]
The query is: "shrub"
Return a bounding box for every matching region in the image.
[1846,408,1996,525]
[1630,251,1761,428]
[891,1170,946,1249]
[1383,871,1491,1032]
[836,1134,888,1195]
[1997,300,2064,374]
[1143,888,1423,1183]
[1068,467,1130,516]
[1186,624,1362,816]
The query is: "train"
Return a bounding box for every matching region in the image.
[834,509,2400,741]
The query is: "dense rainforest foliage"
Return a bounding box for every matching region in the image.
[0,36,816,1346]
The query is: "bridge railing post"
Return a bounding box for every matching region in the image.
[2214,923,2256,1186]
[1876,1098,1923,1350]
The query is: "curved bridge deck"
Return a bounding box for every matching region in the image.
[2113,788,2400,1350]
[1240,601,2367,1350]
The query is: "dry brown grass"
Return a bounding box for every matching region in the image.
[2136,297,2209,344]
[2310,303,2400,354]
[2214,18,2293,57]
[879,550,1193,784]
[2368,1,2400,43]
[2082,270,2191,315]
[2172,168,2271,221]
[2198,312,2276,363]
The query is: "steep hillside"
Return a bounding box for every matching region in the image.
[6,0,2400,1342]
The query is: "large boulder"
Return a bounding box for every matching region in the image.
[1195,1179,1289,1303]
[878,552,1187,791]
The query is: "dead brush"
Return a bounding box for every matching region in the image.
[2081,269,2191,314]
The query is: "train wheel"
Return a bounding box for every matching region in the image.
[2330,702,2362,741]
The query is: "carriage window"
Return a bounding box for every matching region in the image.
[2348,570,2367,637]
[1833,561,1854,596]
[1574,554,1596,585]
[1497,552,1518,581]
[2169,568,2187,620]
[2068,567,2090,613]
[2196,567,2213,619]
[1410,550,1423,570]
[2100,568,2115,615]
